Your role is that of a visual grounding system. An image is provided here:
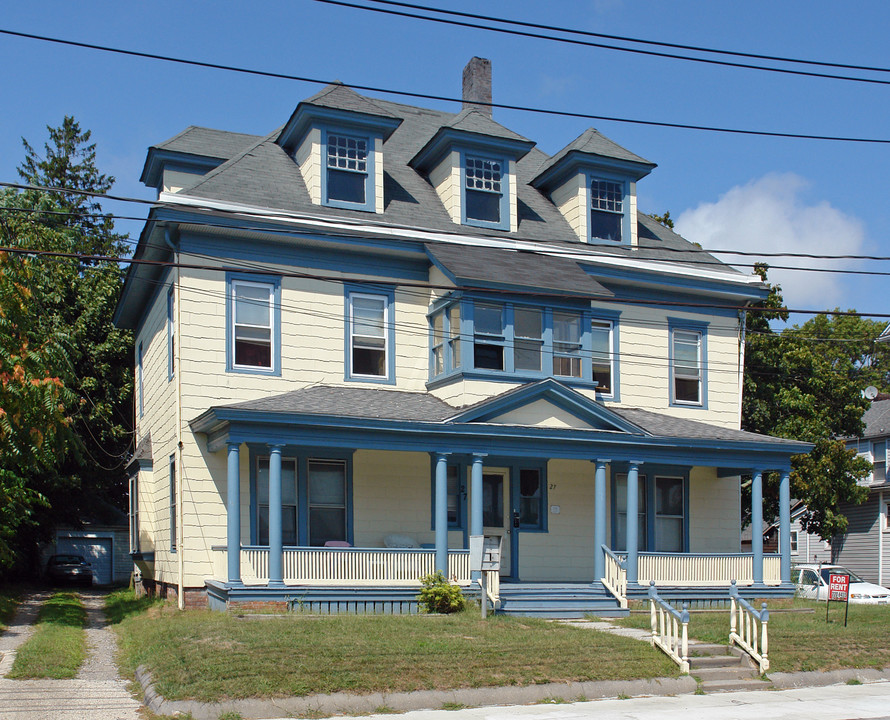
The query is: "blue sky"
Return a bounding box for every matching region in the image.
[2,0,888,322]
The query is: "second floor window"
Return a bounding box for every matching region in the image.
[232,280,274,370]
[590,178,623,242]
[591,319,614,395]
[552,311,582,378]
[672,328,703,405]
[348,292,389,379]
[326,133,368,206]
[473,302,506,371]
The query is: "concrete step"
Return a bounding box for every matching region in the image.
[700,677,771,693]
[687,643,743,657]
[692,666,758,682]
[688,654,746,669]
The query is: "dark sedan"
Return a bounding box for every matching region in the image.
[46,554,93,587]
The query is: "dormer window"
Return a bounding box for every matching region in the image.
[590,178,624,242]
[464,155,506,227]
[326,133,369,206]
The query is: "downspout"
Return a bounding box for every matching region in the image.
[164,227,185,610]
[737,310,747,429]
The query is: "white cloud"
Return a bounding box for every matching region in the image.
[675,173,866,308]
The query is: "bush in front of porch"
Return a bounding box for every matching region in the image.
[110,590,678,703]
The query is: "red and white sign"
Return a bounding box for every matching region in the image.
[829,573,849,601]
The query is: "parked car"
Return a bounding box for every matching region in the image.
[793,563,890,604]
[45,554,93,587]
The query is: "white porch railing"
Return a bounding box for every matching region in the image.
[635,553,782,586]
[602,546,628,608]
[647,582,689,674]
[211,546,472,586]
[729,580,770,673]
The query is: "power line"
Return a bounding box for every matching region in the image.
[358,0,890,76]
[1,28,890,145]
[314,0,890,87]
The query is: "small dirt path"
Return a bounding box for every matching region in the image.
[0,588,141,720]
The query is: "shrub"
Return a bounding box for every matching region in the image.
[417,571,465,614]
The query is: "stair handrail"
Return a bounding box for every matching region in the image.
[729,580,769,673]
[482,569,500,609]
[648,581,689,673]
[602,545,628,609]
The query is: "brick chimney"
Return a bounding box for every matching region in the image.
[462,57,492,117]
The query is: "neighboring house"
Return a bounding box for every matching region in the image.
[115,58,809,613]
[40,499,131,585]
[834,395,890,584]
[741,501,831,566]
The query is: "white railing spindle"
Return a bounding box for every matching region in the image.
[647,581,689,674]
[729,580,770,673]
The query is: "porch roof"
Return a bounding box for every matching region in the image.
[191,381,811,469]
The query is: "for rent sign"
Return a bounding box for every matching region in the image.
[829,573,850,601]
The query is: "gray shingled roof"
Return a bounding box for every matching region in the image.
[862,399,890,439]
[442,108,532,145]
[426,242,614,297]
[153,126,262,160]
[300,82,399,119]
[170,85,741,274]
[218,384,796,446]
[533,128,655,183]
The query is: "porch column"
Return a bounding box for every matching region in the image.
[268,445,284,588]
[435,452,450,575]
[470,453,486,582]
[779,469,792,584]
[593,459,610,581]
[751,469,764,586]
[626,461,642,585]
[226,442,242,586]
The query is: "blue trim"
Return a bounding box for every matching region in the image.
[606,286,744,318]
[321,127,376,213]
[167,287,175,382]
[277,103,402,153]
[668,318,709,410]
[132,263,173,338]
[247,446,354,547]
[514,460,548,533]
[610,466,689,551]
[429,456,468,538]
[140,147,223,189]
[590,309,620,402]
[531,151,655,191]
[586,171,632,247]
[225,272,282,377]
[410,128,534,173]
[180,233,429,283]
[460,150,511,232]
[344,284,396,385]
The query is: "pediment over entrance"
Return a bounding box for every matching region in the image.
[487,398,612,430]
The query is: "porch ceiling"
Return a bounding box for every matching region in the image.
[190,383,811,470]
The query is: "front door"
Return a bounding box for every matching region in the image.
[482,471,513,577]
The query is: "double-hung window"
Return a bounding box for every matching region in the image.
[552,311,582,378]
[431,304,462,377]
[347,290,392,381]
[308,460,348,547]
[326,133,369,206]
[474,303,506,370]
[672,328,703,405]
[464,155,506,228]
[589,178,623,242]
[590,319,614,394]
[231,279,275,371]
[256,457,298,546]
[872,440,886,484]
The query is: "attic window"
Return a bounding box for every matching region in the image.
[326,133,368,205]
[590,178,623,242]
[464,155,506,228]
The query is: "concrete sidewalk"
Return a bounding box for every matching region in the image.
[0,590,141,720]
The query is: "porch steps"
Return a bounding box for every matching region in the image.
[496,583,627,619]
[625,583,795,607]
[688,642,771,693]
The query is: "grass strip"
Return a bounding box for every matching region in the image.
[0,586,20,633]
[8,591,87,679]
[618,597,890,673]
[113,595,677,702]
[105,586,162,625]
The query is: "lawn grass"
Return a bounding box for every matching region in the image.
[113,596,678,702]
[8,591,87,679]
[105,586,163,625]
[617,597,890,673]
[0,585,21,633]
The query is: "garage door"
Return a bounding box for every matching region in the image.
[57,537,112,585]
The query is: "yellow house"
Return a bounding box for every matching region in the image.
[116,58,809,615]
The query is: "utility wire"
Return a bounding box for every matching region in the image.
[1,28,889,144]
[314,0,890,87]
[359,0,890,75]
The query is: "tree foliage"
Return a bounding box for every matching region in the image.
[0,117,132,571]
[742,265,873,540]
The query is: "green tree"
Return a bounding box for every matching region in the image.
[0,117,133,570]
[651,210,674,229]
[742,265,870,540]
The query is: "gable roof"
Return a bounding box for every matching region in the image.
[861,398,890,439]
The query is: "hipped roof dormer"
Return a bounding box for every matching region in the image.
[533,128,656,247]
[277,83,402,213]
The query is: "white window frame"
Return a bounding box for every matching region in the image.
[590,318,614,396]
[671,328,703,406]
[230,279,276,372]
[348,291,390,381]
